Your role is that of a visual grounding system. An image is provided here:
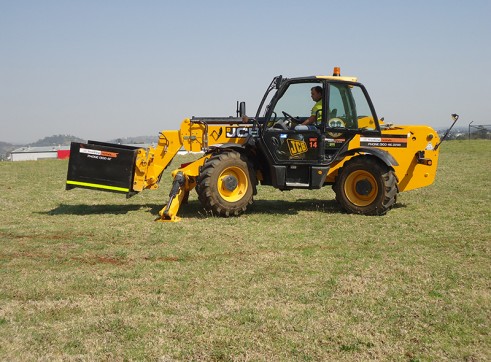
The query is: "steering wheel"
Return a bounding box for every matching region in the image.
[272,119,291,130]
[282,111,301,124]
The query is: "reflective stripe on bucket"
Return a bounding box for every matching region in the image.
[66,180,129,193]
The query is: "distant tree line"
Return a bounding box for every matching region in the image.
[437,126,491,141]
[29,134,85,147]
[468,125,491,140]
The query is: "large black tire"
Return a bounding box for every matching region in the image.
[333,156,398,215]
[196,151,256,217]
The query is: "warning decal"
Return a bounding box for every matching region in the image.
[360,134,408,148]
[80,147,119,159]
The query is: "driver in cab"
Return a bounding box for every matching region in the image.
[295,86,322,131]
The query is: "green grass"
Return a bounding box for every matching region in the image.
[0,140,490,361]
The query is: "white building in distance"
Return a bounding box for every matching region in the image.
[10,146,71,161]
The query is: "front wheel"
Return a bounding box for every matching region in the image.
[333,157,398,215]
[196,151,256,217]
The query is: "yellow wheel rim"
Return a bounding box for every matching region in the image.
[217,166,249,203]
[344,170,378,207]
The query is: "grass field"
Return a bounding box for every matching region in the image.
[0,140,490,361]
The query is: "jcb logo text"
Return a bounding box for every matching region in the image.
[226,127,250,138]
[287,139,308,156]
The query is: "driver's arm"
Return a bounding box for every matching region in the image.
[301,115,316,126]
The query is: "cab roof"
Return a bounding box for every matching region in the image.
[316,75,358,82]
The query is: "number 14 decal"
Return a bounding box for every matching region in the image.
[309,138,318,148]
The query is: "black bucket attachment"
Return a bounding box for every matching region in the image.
[66,141,141,197]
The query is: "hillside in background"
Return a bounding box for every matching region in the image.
[29,134,86,147]
[0,142,17,161]
[106,135,158,145]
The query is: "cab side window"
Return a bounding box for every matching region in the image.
[328,83,357,129]
[327,83,377,130]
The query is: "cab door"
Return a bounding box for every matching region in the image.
[324,82,380,154]
[262,81,325,164]
[259,80,328,189]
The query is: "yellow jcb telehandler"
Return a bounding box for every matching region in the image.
[66,68,458,221]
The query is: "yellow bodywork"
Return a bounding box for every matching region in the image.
[326,124,441,192]
[130,118,251,221]
[132,119,251,193]
[157,156,210,222]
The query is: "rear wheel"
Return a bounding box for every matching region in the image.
[333,157,398,215]
[196,151,256,217]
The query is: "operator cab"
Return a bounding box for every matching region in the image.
[254,68,382,189]
[258,68,381,163]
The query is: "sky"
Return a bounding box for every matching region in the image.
[1,0,490,144]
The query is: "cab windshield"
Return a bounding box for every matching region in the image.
[255,76,282,119]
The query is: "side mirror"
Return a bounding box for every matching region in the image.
[238,101,246,117]
[434,113,459,150]
[275,75,283,89]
